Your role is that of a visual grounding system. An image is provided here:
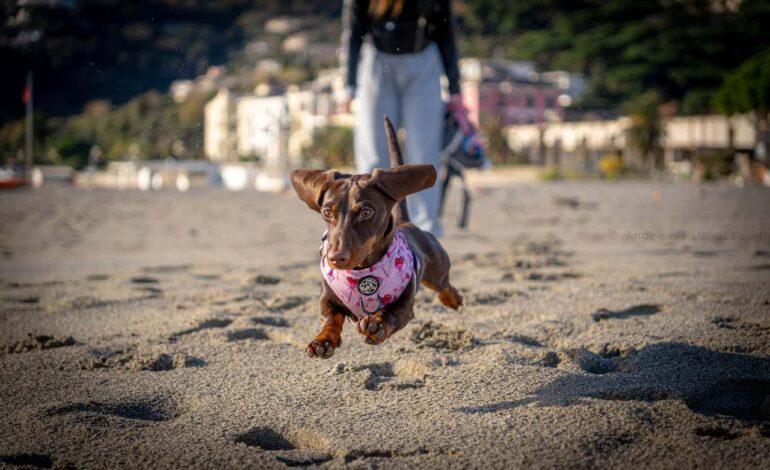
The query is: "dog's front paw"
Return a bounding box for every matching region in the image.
[357,312,392,345]
[306,337,339,359]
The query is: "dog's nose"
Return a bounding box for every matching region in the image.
[328,250,350,267]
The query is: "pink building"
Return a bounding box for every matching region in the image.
[459,59,564,127]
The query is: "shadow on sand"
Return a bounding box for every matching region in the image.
[457,342,770,423]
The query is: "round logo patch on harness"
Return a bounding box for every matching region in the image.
[357,276,380,295]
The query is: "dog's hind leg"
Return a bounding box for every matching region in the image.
[418,241,463,310]
[422,274,463,310]
[438,282,463,310]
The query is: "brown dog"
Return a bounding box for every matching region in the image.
[290,116,463,358]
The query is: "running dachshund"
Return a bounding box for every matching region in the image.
[290,116,462,358]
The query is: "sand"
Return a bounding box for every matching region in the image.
[0,179,769,469]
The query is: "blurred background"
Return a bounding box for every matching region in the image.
[4,5,770,468]
[1,0,769,189]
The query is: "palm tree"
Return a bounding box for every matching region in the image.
[623,90,663,173]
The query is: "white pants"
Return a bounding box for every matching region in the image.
[355,42,444,237]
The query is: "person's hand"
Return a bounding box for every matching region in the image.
[447,93,472,135]
[448,93,484,154]
[338,95,353,114]
[337,87,355,114]
[465,132,484,154]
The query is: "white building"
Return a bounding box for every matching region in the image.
[203,67,349,176]
[505,114,758,170]
[663,114,756,151]
[540,71,589,107]
[204,88,236,162]
[235,95,287,166]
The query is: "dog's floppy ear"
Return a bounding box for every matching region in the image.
[289,169,340,212]
[372,164,437,201]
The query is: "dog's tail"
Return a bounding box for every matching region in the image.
[383,115,410,223]
[384,115,404,168]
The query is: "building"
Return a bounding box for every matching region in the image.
[235,94,287,166]
[459,58,564,127]
[505,114,758,172]
[540,71,588,108]
[205,60,576,166]
[203,88,236,162]
[663,114,756,158]
[170,66,228,103]
[284,68,343,162]
[203,67,347,182]
[169,80,195,103]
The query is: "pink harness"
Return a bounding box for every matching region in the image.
[321,230,415,320]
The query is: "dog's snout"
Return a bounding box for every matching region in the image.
[328,250,351,267]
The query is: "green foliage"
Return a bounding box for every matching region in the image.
[0,119,25,160]
[4,0,770,166]
[307,126,354,169]
[0,113,54,166]
[45,134,91,169]
[479,117,521,165]
[623,90,662,171]
[1,1,342,123]
[457,0,770,111]
[539,166,562,181]
[0,89,210,168]
[279,65,312,84]
[695,152,733,180]
[681,89,715,116]
[713,48,770,119]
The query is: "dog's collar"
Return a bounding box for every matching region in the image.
[320,230,414,320]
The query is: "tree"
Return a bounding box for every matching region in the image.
[459,0,770,112]
[713,49,770,155]
[623,90,662,172]
[306,126,354,169]
[480,117,520,165]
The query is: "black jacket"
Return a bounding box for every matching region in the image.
[341,0,461,95]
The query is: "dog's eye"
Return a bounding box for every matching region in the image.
[322,208,333,219]
[359,207,374,220]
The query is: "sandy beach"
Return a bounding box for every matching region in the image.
[1,179,769,469]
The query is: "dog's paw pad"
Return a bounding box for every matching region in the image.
[357,316,388,345]
[306,339,336,359]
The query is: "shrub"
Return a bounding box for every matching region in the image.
[479,116,522,165]
[695,153,733,181]
[598,154,625,179]
[306,125,354,169]
[540,166,561,181]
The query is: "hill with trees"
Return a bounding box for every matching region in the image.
[1,0,769,166]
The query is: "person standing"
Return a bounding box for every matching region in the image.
[340,0,471,237]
